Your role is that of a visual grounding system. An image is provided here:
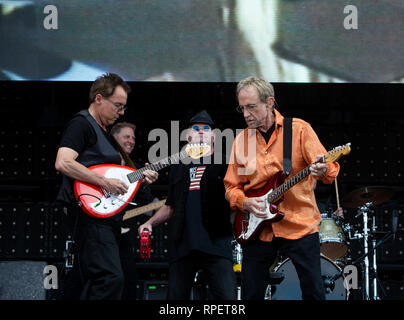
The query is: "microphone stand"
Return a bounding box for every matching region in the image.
[354,202,372,299]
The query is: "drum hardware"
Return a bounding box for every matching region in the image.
[338,200,401,300]
[327,222,397,300]
[371,215,378,300]
[350,202,384,300]
[321,182,398,300]
[357,202,371,299]
[268,254,349,300]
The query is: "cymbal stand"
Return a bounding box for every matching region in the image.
[371,215,379,300]
[328,228,393,300]
[354,202,372,300]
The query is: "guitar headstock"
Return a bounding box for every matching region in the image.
[325,143,351,162]
[185,143,211,159]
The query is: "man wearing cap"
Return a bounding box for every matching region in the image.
[138,110,237,300]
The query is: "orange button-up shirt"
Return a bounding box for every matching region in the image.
[224,109,339,241]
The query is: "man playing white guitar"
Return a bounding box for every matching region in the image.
[55,73,158,300]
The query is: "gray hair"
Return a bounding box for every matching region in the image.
[236,76,275,103]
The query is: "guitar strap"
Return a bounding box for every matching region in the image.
[283,117,292,177]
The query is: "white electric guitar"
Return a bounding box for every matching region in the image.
[74,143,210,218]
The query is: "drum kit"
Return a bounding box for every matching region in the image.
[231,183,399,300]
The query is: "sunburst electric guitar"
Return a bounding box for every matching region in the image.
[74,144,210,218]
[234,143,351,244]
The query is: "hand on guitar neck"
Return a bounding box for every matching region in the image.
[309,155,328,178]
[139,163,159,187]
[100,163,157,196]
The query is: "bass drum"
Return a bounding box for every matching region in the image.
[267,254,349,300]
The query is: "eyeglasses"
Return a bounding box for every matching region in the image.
[192,125,211,132]
[104,97,127,112]
[236,104,261,113]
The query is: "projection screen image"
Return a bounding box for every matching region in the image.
[0,0,403,82]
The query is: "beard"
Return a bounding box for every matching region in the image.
[245,116,264,129]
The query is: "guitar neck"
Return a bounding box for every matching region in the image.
[268,166,311,203]
[122,199,166,221]
[267,144,350,203]
[126,150,188,183]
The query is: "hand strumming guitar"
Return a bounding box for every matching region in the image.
[243,197,269,218]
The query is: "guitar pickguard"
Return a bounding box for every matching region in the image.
[238,188,279,240]
[88,167,140,216]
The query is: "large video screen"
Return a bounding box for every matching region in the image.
[1,0,403,82]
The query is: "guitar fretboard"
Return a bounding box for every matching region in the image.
[267,166,311,203]
[127,150,188,183]
[266,144,350,204]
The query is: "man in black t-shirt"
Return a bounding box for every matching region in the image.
[55,73,158,300]
[138,110,237,300]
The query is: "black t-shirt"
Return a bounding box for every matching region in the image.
[59,114,124,222]
[258,123,275,144]
[59,116,116,153]
[166,156,233,262]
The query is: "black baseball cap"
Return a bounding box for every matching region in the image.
[189,110,215,127]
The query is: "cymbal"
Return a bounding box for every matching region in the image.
[341,186,394,208]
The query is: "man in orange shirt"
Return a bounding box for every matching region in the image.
[224,76,339,300]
